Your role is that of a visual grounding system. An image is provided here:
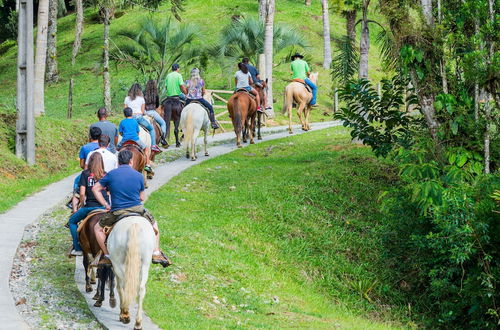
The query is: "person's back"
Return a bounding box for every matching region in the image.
[90,107,118,153]
[100,164,143,211]
[165,70,184,97]
[291,58,310,80]
[246,63,259,84]
[119,117,140,142]
[86,135,118,173]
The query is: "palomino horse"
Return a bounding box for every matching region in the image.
[78,212,116,308]
[227,90,258,148]
[180,102,210,161]
[282,72,318,134]
[107,216,155,329]
[161,97,184,148]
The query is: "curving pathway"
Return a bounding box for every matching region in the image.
[1,121,340,329]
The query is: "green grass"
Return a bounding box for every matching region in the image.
[144,126,415,328]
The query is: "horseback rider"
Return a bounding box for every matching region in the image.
[185,68,220,129]
[116,107,153,173]
[234,62,262,112]
[165,63,188,100]
[143,80,169,147]
[85,135,118,173]
[68,152,109,257]
[80,127,101,169]
[290,52,317,106]
[89,107,118,154]
[124,83,162,153]
[92,149,170,267]
[242,57,271,110]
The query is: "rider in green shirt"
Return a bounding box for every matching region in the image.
[290,53,317,106]
[165,63,188,98]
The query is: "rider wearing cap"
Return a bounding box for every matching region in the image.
[92,149,170,267]
[290,53,317,106]
[242,57,271,110]
[165,63,188,99]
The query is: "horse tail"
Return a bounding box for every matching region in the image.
[282,85,292,115]
[122,223,141,309]
[184,108,194,149]
[233,96,242,135]
[163,99,172,141]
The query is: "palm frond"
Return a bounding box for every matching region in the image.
[331,35,359,86]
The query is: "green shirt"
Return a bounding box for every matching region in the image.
[290,59,310,80]
[165,71,185,97]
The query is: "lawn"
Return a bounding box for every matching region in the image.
[144,126,415,328]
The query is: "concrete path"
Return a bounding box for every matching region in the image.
[0,121,340,329]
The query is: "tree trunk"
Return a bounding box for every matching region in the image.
[34,0,49,116]
[102,7,111,112]
[321,0,332,69]
[258,0,266,21]
[420,0,434,26]
[410,70,439,142]
[484,0,495,173]
[72,0,83,65]
[305,0,311,6]
[264,0,275,117]
[358,0,370,79]
[45,0,58,83]
[343,10,356,41]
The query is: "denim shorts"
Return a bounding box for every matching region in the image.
[235,86,252,92]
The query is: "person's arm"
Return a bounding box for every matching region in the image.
[92,182,111,211]
[249,74,254,85]
[141,102,145,115]
[140,190,145,201]
[306,62,311,76]
[234,77,238,86]
[181,84,188,94]
[78,186,86,208]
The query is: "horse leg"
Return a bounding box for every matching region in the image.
[257,112,262,140]
[249,115,256,144]
[109,269,117,308]
[90,267,96,285]
[297,103,307,131]
[163,103,172,148]
[134,263,150,330]
[204,127,209,157]
[288,103,294,134]
[118,280,130,324]
[94,268,105,307]
[174,120,181,148]
[83,255,93,293]
[304,106,311,131]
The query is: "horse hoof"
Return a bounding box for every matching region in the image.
[85,285,93,293]
[250,140,255,144]
[258,137,262,140]
[237,144,242,148]
[191,157,196,161]
[176,143,181,148]
[186,153,189,159]
[94,300,102,308]
[205,152,209,157]
[92,293,100,300]
[120,315,130,324]
[110,298,117,308]
[134,323,142,330]
[289,131,293,134]
[90,279,96,285]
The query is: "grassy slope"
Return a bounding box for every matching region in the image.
[144,127,413,328]
[0,0,387,212]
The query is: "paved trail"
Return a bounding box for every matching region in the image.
[0,121,340,329]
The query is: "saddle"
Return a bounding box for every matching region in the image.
[165,96,186,106]
[121,140,145,154]
[189,100,211,114]
[102,212,158,236]
[234,89,256,100]
[292,78,312,93]
[77,209,107,253]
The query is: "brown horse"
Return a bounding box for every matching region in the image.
[282,72,318,134]
[161,97,184,148]
[78,212,116,308]
[119,142,148,187]
[227,90,257,147]
[252,80,267,140]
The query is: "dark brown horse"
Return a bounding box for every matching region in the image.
[161,97,184,148]
[252,80,267,140]
[78,212,116,308]
[227,91,257,148]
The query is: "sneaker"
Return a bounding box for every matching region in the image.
[310,103,318,107]
[70,249,83,256]
[152,251,172,268]
[211,122,220,129]
[151,145,162,153]
[144,165,153,174]
[257,107,264,113]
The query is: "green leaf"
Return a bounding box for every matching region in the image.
[435,100,443,111]
[457,154,467,167]
[451,121,459,135]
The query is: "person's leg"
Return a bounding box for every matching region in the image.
[250,88,261,111]
[146,110,167,137]
[304,78,317,105]
[94,222,109,256]
[199,98,219,129]
[153,222,160,252]
[69,207,95,252]
[137,116,156,146]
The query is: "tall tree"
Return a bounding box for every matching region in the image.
[45,0,58,83]
[321,0,332,68]
[34,0,49,116]
[358,0,370,78]
[72,0,84,65]
[101,5,112,111]
[264,0,275,111]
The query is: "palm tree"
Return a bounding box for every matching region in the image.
[71,0,84,65]
[45,0,58,83]
[358,0,370,78]
[216,17,307,64]
[34,0,49,116]
[321,0,332,68]
[111,17,200,94]
[263,0,275,111]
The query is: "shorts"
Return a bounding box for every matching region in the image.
[99,205,155,227]
[235,86,252,92]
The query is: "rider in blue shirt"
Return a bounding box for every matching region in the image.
[92,149,170,267]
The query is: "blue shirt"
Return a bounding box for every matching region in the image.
[119,118,140,142]
[79,142,99,160]
[247,64,259,83]
[99,165,144,211]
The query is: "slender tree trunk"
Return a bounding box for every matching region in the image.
[72,0,84,65]
[321,0,332,69]
[45,0,58,83]
[102,7,111,112]
[343,10,357,41]
[264,0,275,116]
[34,0,49,116]
[358,0,370,79]
[259,0,266,21]
[484,0,495,174]
[420,0,434,26]
[410,70,439,142]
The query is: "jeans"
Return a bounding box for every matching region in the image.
[69,206,104,251]
[134,115,156,145]
[185,98,215,116]
[145,110,167,136]
[304,78,317,105]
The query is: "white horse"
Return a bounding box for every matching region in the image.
[107,216,155,329]
[180,102,210,161]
